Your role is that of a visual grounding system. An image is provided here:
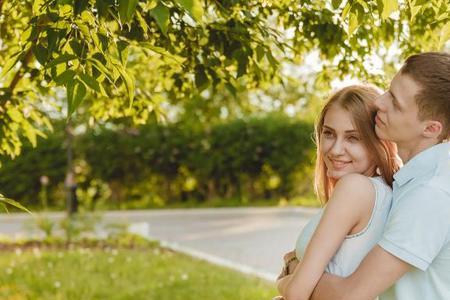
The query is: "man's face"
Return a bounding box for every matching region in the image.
[374,72,426,145]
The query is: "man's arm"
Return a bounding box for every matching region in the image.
[311,245,411,300]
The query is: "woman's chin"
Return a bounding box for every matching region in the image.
[327,170,348,180]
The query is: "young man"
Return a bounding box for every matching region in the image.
[311,52,450,300]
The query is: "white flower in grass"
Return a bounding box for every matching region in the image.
[32,247,41,258]
[39,271,46,277]
[15,248,22,256]
[6,268,13,275]
[126,256,132,263]
[54,281,61,288]
[108,257,114,264]
[112,249,118,256]
[47,262,53,269]
[58,252,64,258]
[110,272,117,279]
[181,273,189,281]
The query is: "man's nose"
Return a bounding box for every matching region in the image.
[374,92,388,111]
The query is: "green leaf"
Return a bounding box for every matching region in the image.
[150,2,170,36]
[113,64,135,107]
[79,73,102,93]
[194,65,209,91]
[74,0,89,15]
[88,57,114,82]
[381,0,398,20]
[46,54,78,69]
[233,49,249,78]
[348,11,358,36]
[266,51,278,69]
[66,80,86,117]
[54,69,76,85]
[140,43,186,65]
[117,40,129,66]
[32,44,49,65]
[0,196,33,214]
[47,29,58,54]
[33,0,45,15]
[255,45,265,61]
[136,10,149,37]
[6,107,23,123]
[0,51,22,79]
[23,121,37,147]
[225,82,237,97]
[409,4,421,21]
[332,0,342,9]
[342,2,352,19]
[175,0,204,22]
[119,0,139,23]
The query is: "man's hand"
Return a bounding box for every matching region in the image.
[311,246,410,300]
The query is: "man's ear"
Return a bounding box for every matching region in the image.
[423,120,443,139]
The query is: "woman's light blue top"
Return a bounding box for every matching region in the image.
[295,176,393,277]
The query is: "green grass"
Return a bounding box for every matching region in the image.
[0,242,277,300]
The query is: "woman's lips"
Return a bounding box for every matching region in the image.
[329,159,351,169]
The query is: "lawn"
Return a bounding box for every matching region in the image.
[0,239,277,300]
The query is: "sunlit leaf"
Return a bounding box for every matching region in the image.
[0,51,22,79]
[150,2,170,36]
[113,64,135,108]
[119,0,139,23]
[79,73,102,93]
[66,80,87,117]
[348,11,358,36]
[175,0,204,22]
[0,196,33,214]
[54,69,76,85]
[381,0,398,20]
[46,54,78,69]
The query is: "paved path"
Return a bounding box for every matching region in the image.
[0,207,318,281]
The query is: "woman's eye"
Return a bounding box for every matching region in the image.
[322,131,334,138]
[348,136,360,142]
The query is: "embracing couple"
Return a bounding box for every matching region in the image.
[276,52,450,300]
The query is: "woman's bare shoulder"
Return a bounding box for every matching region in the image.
[328,173,376,211]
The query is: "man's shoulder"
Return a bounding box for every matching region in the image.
[397,180,450,207]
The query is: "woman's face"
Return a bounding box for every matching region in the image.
[321,105,374,180]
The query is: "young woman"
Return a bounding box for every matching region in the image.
[276,85,400,300]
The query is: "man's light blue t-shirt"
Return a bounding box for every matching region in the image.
[379,142,450,300]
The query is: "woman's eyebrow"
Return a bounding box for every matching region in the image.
[323,125,358,134]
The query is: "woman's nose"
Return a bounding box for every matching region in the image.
[329,139,345,156]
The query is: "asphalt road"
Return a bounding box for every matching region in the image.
[0,207,318,281]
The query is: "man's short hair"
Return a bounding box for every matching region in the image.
[401,52,450,140]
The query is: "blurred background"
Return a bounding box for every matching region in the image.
[0,0,449,298]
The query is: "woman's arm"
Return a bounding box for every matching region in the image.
[281,174,375,300]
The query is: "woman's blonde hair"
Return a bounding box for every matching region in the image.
[314,85,400,204]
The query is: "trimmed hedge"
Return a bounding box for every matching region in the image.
[0,115,316,208]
